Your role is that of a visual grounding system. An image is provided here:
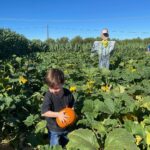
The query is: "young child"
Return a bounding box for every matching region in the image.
[91,28,116,69]
[41,68,75,147]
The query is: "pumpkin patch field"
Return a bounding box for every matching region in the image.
[0,31,150,150]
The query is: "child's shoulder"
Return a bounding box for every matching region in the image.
[63,88,72,95]
[44,90,52,97]
[64,88,71,93]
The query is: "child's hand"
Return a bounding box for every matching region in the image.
[57,111,69,123]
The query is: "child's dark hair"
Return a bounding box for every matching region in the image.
[45,69,64,88]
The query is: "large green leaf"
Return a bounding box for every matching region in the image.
[124,120,145,137]
[97,100,115,115]
[35,120,47,134]
[140,96,150,111]
[101,68,111,76]
[104,99,115,114]
[66,129,99,150]
[91,120,106,135]
[82,99,100,119]
[23,114,39,127]
[104,128,139,150]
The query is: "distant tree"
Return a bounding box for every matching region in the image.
[0,28,29,58]
[56,37,69,44]
[95,36,101,41]
[29,39,49,52]
[45,38,55,45]
[70,36,83,45]
[144,38,150,44]
[83,37,95,43]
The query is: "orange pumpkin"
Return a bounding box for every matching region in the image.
[56,107,76,128]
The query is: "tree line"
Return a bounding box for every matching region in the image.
[0,28,150,59]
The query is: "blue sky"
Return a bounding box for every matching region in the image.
[0,0,150,40]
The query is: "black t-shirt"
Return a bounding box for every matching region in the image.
[41,88,75,132]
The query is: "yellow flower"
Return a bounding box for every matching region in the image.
[101,85,110,92]
[141,102,150,111]
[19,76,28,84]
[86,89,92,94]
[135,135,142,145]
[5,76,9,80]
[86,80,95,89]
[122,114,138,121]
[101,40,109,48]
[87,80,95,85]
[131,68,136,72]
[64,70,69,75]
[146,131,150,145]
[66,64,74,68]
[129,67,136,72]
[69,86,76,93]
[5,86,12,91]
[135,95,143,101]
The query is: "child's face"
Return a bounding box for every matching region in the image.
[49,84,63,95]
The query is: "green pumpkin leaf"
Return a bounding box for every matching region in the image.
[66,129,99,150]
[23,114,39,127]
[104,128,139,150]
[35,120,47,134]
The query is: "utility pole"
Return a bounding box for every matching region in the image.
[47,24,49,40]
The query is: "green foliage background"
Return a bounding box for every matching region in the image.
[0,28,150,150]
